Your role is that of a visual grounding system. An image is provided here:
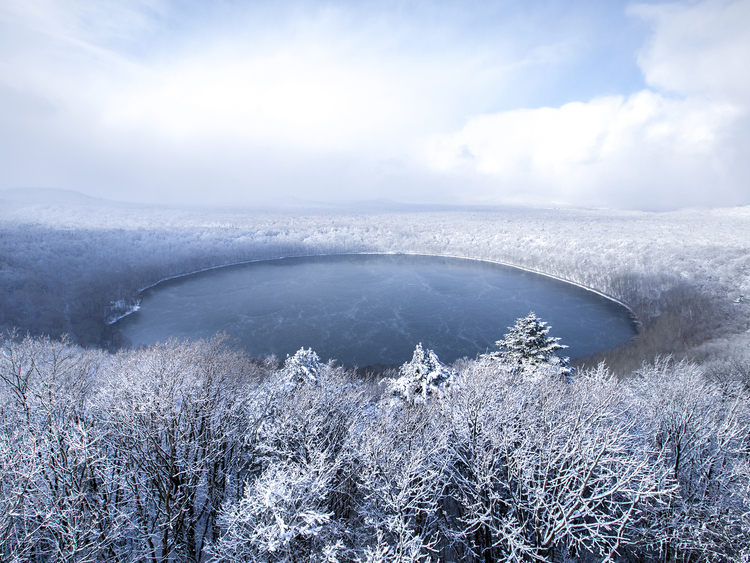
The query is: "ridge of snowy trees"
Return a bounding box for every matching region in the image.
[2,329,748,563]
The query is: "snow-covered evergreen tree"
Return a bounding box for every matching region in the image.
[483,312,570,378]
[280,347,324,386]
[385,343,456,404]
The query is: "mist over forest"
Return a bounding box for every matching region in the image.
[1,188,750,562]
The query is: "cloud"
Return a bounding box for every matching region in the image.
[426,90,743,208]
[631,0,750,100]
[0,2,516,173]
[1,0,749,209]
[427,0,750,209]
[102,45,426,153]
[2,1,517,149]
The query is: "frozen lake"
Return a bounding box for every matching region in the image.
[117,254,637,367]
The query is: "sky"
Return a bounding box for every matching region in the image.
[1,0,749,210]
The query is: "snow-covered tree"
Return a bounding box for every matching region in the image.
[96,335,252,562]
[2,330,750,562]
[444,361,674,562]
[281,347,325,386]
[483,312,570,379]
[384,344,456,404]
[627,358,750,562]
[210,452,344,563]
[355,399,446,562]
[0,335,123,563]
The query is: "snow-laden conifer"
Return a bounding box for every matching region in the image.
[280,347,324,386]
[482,312,571,381]
[384,343,456,404]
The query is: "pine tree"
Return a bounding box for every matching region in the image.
[484,312,570,375]
[385,343,456,404]
[280,347,324,386]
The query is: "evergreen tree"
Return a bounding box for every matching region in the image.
[280,347,324,386]
[385,343,456,404]
[484,312,570,375]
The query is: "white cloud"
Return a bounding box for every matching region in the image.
[427,92,739,189]
[631,0,750,100]
[426,0,750,208]
[1,0,749,208]
[102,47,422,152]
[0,1,513,157]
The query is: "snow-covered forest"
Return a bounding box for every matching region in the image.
[2,326,749,562]
[1,189,750,561]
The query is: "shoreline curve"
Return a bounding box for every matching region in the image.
[113,252,640,332]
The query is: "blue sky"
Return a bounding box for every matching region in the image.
[1,0,749,209]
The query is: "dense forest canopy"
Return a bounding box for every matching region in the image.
[0,330,748,562]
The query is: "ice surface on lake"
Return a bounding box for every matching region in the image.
[117,254,637,367]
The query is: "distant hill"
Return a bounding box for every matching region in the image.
[0,187,118,206]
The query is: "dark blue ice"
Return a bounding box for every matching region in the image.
[116,254,637,367]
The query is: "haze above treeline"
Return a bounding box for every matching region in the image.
[2,0,750,210]
[0,187,533,214]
